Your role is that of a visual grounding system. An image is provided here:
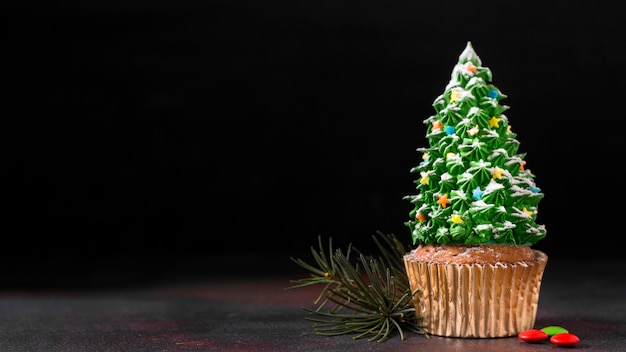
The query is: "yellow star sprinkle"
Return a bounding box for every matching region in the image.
[446,152,457,160]
[523,208,533,217]
[422,152,429,160]
[450,90,460,103]
[492,167,504,179]
[420,172,429,184]
[451,214,464,224]
[489,116,501,128]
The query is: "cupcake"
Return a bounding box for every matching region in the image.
[403,41,548,338]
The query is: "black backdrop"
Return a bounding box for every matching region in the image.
[6,1,625,286]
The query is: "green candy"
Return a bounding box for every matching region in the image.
[540,326,568,336]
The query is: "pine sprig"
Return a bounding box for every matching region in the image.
[357,231,412,294]
[286,232,428,342]
[287,236,353,310]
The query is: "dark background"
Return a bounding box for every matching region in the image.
[5,1,625,287]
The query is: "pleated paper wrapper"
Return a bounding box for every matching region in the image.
[404,250,548,338]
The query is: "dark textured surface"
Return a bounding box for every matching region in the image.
[1,258,624,352]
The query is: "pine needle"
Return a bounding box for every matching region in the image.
[286,232,429,342]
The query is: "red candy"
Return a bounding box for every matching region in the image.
[519,326,581,347]
[518,329,548,343]
[550,333,580,347]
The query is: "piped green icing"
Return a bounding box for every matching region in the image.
[404,41,546,246]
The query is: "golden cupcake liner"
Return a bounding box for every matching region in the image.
[404,250,548,338]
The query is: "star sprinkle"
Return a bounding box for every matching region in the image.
[432,120,443,131]
[520,160,526,171]
[451,214,464,224]
[465,62,477,74]
[488,116,501,128]
[471,187,484,200]
[467,125,479,136]
[436,194,451,208]
[446,152,458,160]
[416,212,427,223]
[522,208,533,217]
[450,90,460,103]
[422,152,429,161]
[492,167,504,179]
[419,172,429,185]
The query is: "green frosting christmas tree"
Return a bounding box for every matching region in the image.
[404,41,546,246]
